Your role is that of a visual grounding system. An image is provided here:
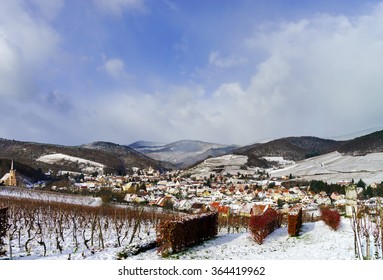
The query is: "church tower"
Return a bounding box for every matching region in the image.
[8,159,17,186]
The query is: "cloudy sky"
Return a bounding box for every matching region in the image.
[1,0,383,146]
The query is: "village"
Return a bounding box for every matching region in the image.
[2,156,383,261]
[38,163,372,218]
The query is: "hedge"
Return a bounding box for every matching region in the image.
[157,212,218,256]
[287,206,302,236]
[320,207,341,231]
[249,207,281,245]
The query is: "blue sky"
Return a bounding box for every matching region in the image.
[1,0,383,146]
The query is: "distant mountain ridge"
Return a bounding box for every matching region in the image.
[81,141,176,171]
[128,141,165,150]
[0,138,173,182]
[234,131,383,167]
[128,131,383,168]
[2,129,383,182]
[234,136,345,166]
[128,140,239,168]
[337,130,383,155]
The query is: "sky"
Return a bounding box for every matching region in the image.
[1,0,383,146]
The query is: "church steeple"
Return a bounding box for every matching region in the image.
[9,159,16,186]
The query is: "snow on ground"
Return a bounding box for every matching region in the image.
[0,186,102,206]
[203,155,248,166]
[1,214,356,260]
[270,151,383,184]
[36,153,105,174]
[263,156,295,166]
[188,154,253,178]
[129,218,355,260]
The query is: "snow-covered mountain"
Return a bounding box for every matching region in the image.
[128,140,238,168]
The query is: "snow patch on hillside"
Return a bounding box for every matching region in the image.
[186,154,260,178]
[270,151,383,184]
[204,154,248,166]
[263,156,295,166]
[36,153,105,174]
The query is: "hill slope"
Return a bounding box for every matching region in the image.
[129,140,238,168]
[0,138,173,181]
[269,151,383,184]
[234,136,346,167]
[337,130,383,155]
[81,141,176,172]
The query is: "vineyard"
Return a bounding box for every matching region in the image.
[0,196,177,259]
[1,191,383,260]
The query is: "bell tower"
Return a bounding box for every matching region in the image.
[9,159,17,186]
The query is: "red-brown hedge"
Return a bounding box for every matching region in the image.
[320,207,341,231]
[288,206,302,236]
[156,212,218,256]
[249,207,281,245]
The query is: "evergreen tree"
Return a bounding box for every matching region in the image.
[375,182,383,197]
[363,186,374,199]
[357,179,366,190]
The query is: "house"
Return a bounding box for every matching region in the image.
[330,192,342,201]
[218,205,231,217]
[314,194,331,205]
[209,201,221,212]
[191,203,207,214]
[250,204,268,216]
[229,203,242,215]
[156,195,178,208]
[174,200,193,211]
[202,190,211,197]
[239,202,255,217]
[121,182,135,193]
[301,195,314,204]
[124,194,137,203]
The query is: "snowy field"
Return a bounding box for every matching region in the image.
[128,218,355,260]
[0,186,102,206]
[188,154,257,178]
[270,151,383,184]
[263,156,295,166]
[203,155,248,166]
[36,153,105,174]
[1,217,355,260]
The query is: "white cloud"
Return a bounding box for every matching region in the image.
[3,1,383,146]
[0,1,60,98]
[238,3,383,139]
[213,83,245,98]
[160,3,383,143]
[30,0,65,20]
[208,51,245,68]
[0,35,29,97]
[103,58,127,79]
[162,0,178,11]
[70,1,383,145]
[0,1,60,66]
[93,0,146,15]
